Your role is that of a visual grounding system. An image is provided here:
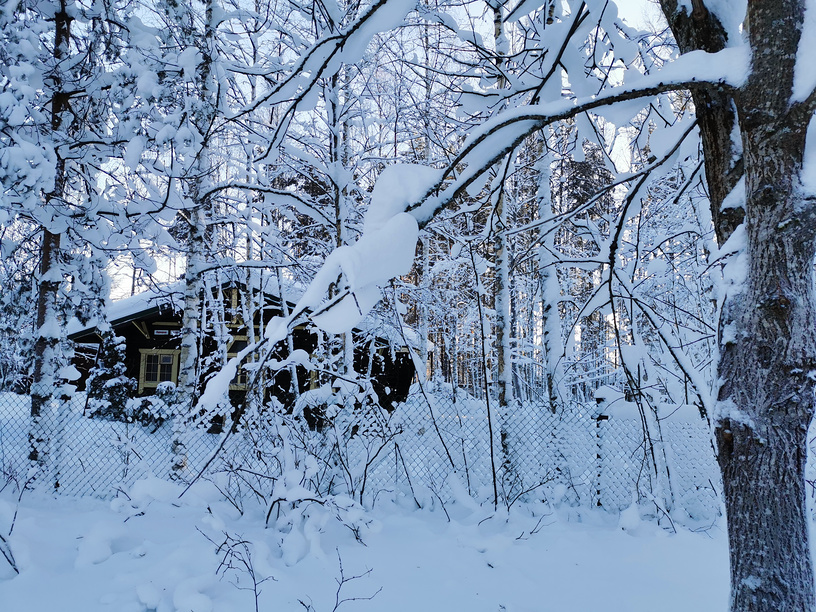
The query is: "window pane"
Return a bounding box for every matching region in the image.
[159,358,174,381]
[145,355,159,382]
[229,339,248,353]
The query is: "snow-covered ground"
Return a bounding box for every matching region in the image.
[0,479,729,612]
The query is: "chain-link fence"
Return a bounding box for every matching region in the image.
[362,384,721,521]
[0,387,722,521]
[0,392,218,497]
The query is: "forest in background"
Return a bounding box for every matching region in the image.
[0,0,711,449]
[3,0,816,609]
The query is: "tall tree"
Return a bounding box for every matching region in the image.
[0,0,145,475]
[678,2,816,609]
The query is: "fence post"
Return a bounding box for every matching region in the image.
[594,413,608,508]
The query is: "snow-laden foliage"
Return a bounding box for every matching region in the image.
[86,330,136,420]
[2,0,816,608]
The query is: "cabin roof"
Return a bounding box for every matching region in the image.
[66,275,422,349]
[66,272,298,341]
[66,286,180,341]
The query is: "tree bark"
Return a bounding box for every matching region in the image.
[168,0,218,477]
[717,85,816,612]
[29,0,71,471]
[29,229,61,466]
[659,0,816,609]
[535,140,564,414]
[659,0,744,243]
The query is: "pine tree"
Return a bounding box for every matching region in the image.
[85,328,136,421]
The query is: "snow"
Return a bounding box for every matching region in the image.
[720,176,745,212]
[703,0,747,48]
[125,137,146,172]
[793,0,816,103]
[292,165,431,334]
[37,316,62,340]
[802,114,816,196]
[195,344,254,415]
[176,47,202,83]
[622,47,749,91]
[740,575,762,592]
[337,213,419,291]
[0,483,730,612]
[364,164,440,233]
[710,222,748,296]
[713,398,756,430]
[617,499,643,532]
[342,0,416,65]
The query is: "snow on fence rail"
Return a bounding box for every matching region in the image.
[0,389,722,521]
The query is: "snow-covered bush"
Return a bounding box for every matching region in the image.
[86,330,136,421]
[126,381,176,430]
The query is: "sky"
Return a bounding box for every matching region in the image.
[615,0,663,29]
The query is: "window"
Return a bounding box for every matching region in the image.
[139,349,180,393]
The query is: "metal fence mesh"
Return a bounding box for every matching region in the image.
[0,387,724,521]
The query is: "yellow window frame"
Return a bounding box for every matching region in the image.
[138,348,180,394]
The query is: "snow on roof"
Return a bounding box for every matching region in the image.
[66,268,311,338]
[66,272,418,348]
[65,283,184,339]
[107,284,184,323]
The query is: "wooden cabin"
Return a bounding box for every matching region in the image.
[68,280,415,423]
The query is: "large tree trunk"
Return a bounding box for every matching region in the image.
[29,229,61,467]
[708,0,815,609]
[30,0,71,473]
[168,0,218,477]
[660,1,816,609]
[717,95,816,612]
